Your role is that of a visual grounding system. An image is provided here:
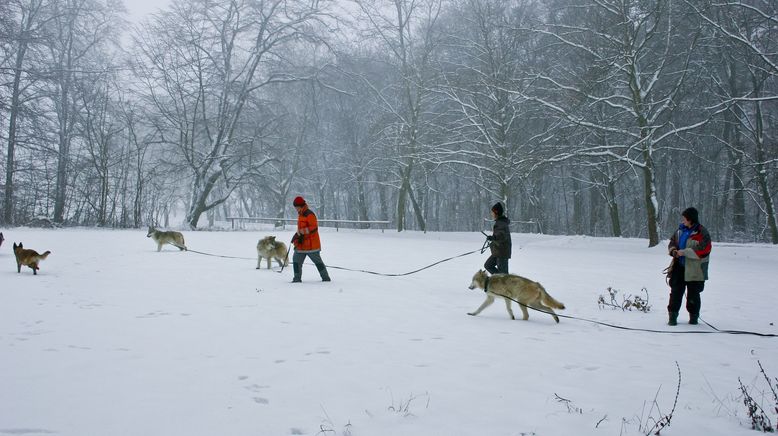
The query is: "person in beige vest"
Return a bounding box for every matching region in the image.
[666,207,711,325]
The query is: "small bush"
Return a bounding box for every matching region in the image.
[387,391,430,417]
[554,393,582,414]
[644,361,681,435]
[739,361,777,432]
[597,287,651,312]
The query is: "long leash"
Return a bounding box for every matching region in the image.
[483,289,777,338]
[697,318,777,337]
[187,242,774,337]
[185,248,255,260]
[279,239,293,273]
[324,247,485,277]
[184,244,487,275]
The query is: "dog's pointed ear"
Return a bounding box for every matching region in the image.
[270,236,276,241]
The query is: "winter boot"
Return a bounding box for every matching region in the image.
[292,263,302,283]
[668,311,678,326]
[689,313,699,325]
[315,262,331,282]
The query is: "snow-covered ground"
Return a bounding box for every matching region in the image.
[1,228,776,435]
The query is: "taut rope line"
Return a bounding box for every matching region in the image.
[185,248,255,260]
[323,248,484,277]
[185,240,775,337]
[184,245,485,275]
[482,290,777,338]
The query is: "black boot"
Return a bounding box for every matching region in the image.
[668,311,678,326]
[292,263,302,283]
[689,314,699,325]
[315,263,331,282]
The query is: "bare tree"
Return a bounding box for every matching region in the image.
[133,0,330,229]
[77,71,125,226]
[689,0,778,243]
[2,0,51,224]
[349,0,446,232]
[435,0,540,214]
[522,0,718,246]
[46,0,122,224]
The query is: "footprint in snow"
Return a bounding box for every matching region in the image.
[136,311,171,318]
[244,384,270,393]
[0,429,56,435]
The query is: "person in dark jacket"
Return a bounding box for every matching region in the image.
[666,207,711,325]
[291,196,331,283]
[484,202,512,275]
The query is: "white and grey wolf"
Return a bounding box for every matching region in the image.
[13,242,51,275]
[256,236,289,269]
[146,226,187,252]
[467,270,566,322]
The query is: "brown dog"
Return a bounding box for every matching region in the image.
[13,242,51,275]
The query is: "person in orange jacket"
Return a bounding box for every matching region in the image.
[291,196,331,282]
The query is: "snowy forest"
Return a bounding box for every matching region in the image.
[1,0,776,246]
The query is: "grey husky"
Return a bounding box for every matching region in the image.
[467,270,566,322]
[146,226,187,252]
[256,236,289,269]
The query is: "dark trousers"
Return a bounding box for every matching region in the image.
[667,262,704,316]
[484,255,509,275]
[292,251,330,281]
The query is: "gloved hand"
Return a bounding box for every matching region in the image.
[293,233,304,245]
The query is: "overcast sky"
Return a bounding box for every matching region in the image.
[124,0,169,22]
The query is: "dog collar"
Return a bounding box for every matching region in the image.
[483,276,490,293]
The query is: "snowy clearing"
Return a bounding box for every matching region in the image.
[1,228,776,436]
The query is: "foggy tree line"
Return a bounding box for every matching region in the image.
[1,0,776,245]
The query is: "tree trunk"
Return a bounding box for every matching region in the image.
[642,158,661,247]
[724,59,747,237]
[3,41,27,225]
[356,173,369,228]
[752,99,778,244]
[396,162,412,232]
[53,37,75,225]
[407,182,426,232]
[53,128,71,224]
[606,177,622,237]
[2,0,40,224]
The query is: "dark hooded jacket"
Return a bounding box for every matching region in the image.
[490,216,512,258]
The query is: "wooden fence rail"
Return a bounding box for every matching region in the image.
[226,217,392,232]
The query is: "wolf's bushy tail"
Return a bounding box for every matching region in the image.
[39,251,51,260]
[541,289,565,310]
